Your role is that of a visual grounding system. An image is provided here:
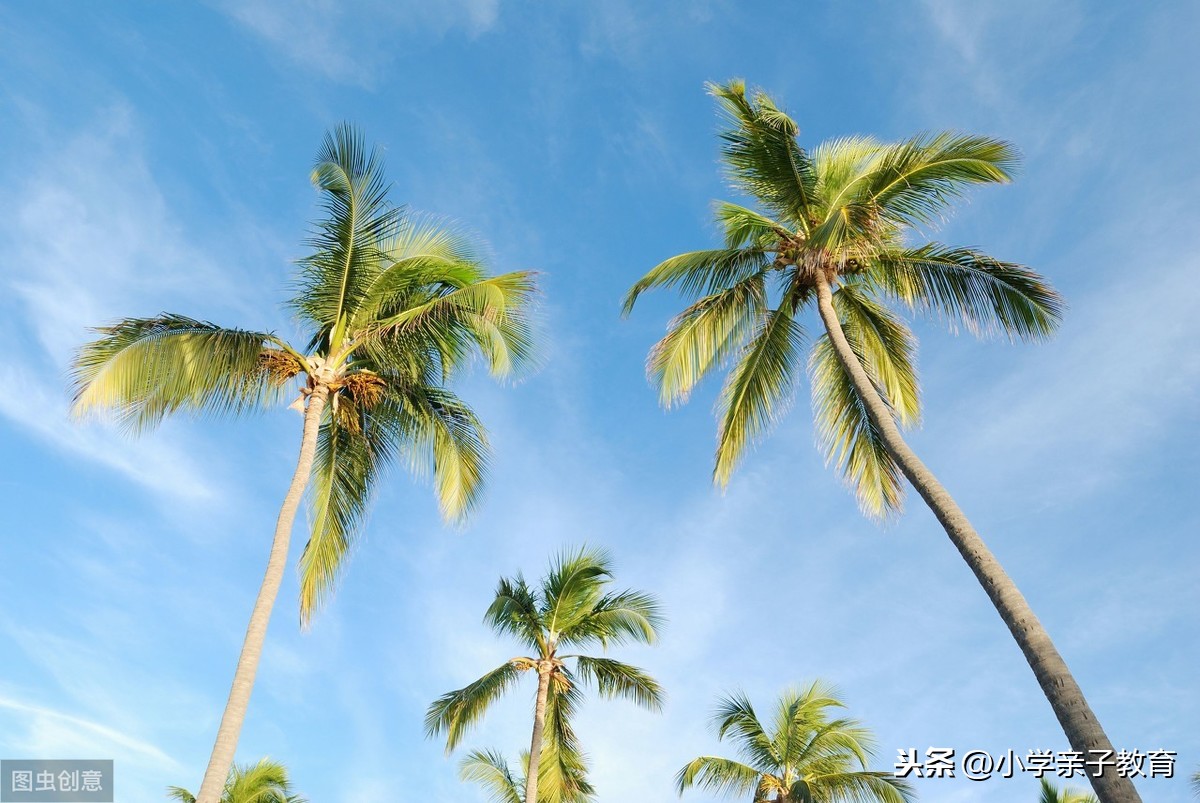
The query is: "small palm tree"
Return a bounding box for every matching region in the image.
[1039,777,1100,803]
[460,747,595,803]
[427,546,664,803]
[623,81,1137,803]
[677,682,912,803]
[167,758,305,803]
[73,125,536,803]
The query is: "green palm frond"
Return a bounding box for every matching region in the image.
[809,333,904,518]
[293,123,403,343]
[1039,777,1100,803]
[862,132,1018,228]
[560,588,663,648]
[712,692,780,770]
[71,315,285,431]
[647,271,767,409]
[714,201,789,248]
[459,749,525,803]
[792,770,912,803]
[622,247,770,315]
[367,270,539,380]
[425,660,527,752]
[541,546,613,637]
[831,281,920,426]
[675,756,763,797]
[714,302,807,486]
[708,80,817,228]
[872,243,1064,340]
[168,758,305,803]
[396,385,489,523]
[571,656,664,710]
[485,574,548,652]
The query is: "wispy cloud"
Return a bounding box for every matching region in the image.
[0,104,245,502]
[214,0,500,86]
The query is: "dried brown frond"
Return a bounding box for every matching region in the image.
[259,349,303,382]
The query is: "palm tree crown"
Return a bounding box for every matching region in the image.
[168,758,306,803]
[72,123,536,622]
[426,546,664,803]
[677,683,913,803]
[624,80,1062,516]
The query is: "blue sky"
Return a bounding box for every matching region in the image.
[1,1,1197,801]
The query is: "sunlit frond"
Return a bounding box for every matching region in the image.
[712,692,780,771]
[485,574,547,652]
[647,271,767,409]
[675,756,763,798]
[425,661,527,752]
[560,588,663,648]
[809,334,904,518]
[395,385,490,522]
[863,133,1018,228]
[541,546,613,638]
[460,750,525,803]
[623,247,771,315]
[714,201,789,248]
[714,302,807,486]
[293,123,403,341]
[572,656,664,711]
[71,315,286,431]
[708,80,818,227]
[872,243,1063,340]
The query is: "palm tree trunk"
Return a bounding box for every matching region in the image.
[813,278,1140,803]
[194,385,329,803]
[524,664,553,803]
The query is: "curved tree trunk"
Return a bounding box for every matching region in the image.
[195,385,329,803]
[813,278,1140,803]
[524,664,553,803]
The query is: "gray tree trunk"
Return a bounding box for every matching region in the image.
[813,278,1140,803]
[194,385,329,803]
[524,664,553,803]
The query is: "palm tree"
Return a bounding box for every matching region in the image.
[460,747,596,803]
[677,682,912,803]
[1039,777,1100,803]
[72,125,536,803]
[426,546,664,803]
[622,80,1137,803]
[167,758,306,803]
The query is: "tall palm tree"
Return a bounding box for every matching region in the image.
[677,682,912,803]
[1039,777,1100,803]
[426,546,664,803]
[460,747,596,803]
[167,758,306,803]
[623,80,1137,803]
[72,125,536,803]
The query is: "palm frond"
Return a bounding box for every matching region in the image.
[292,123,403,341]
[675,756,763,797]
[623,247,770,315]
[559,588,663,648]
[863,132,1019,228]
[712,692,779,771]
[540,546,612,638]
[485,574,547,652]
[647,271,767,409]
[792,770,913,803]
[367,271,539,380]
[395,385,490,523]
[809,334,904,518]
[571,656,664,711]
[425,660,527,752]
[459,749,524,803]
[165,788,195,803]
[714,201,789,248]
[830,282,920,426]
[708,79,818,228]
[872,243,1063,340]
[714,302,807,486]
[71,315,286,431]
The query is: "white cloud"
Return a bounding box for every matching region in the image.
[215,0,500,86]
